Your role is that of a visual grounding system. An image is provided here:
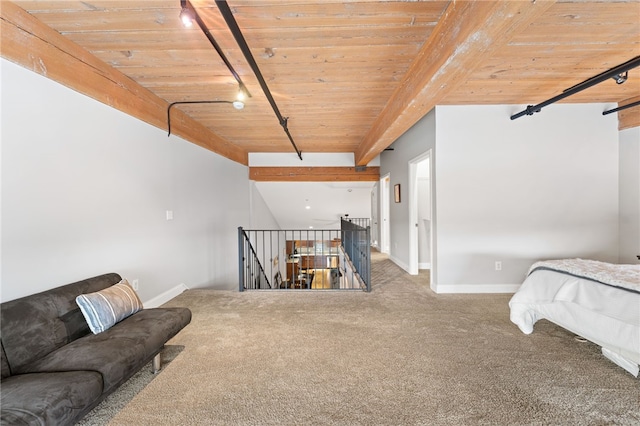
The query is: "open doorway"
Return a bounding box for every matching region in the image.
[409,151,432,276]
[380,174,390,254]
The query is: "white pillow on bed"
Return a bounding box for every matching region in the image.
[76,279,143,334]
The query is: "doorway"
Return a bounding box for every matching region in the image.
[380,174,390,254]
[409,151,432,276]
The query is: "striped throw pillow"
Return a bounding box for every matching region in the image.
[76,279,143,334]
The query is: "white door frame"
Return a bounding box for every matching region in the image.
[380,173,390,254]
[409,151,432,276]
[370,183,379,248]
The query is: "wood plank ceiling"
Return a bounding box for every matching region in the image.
[2,1,639,176]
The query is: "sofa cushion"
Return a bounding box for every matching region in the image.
[1,340,11,379]
[0,370,103,426]
[0,273,121,374]
[76,279,143,334]
[23,308,191,393]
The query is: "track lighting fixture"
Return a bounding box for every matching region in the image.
[232,86,246,109]
[511,55,640,120]
[179,6,194,27]
[215,0,303,160]
[603,99,640,116]
[612,71,628,84]
[178,0,250,99]
[236,88,246,102]
[176,0,301,159]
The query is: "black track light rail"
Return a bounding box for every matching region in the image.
[511,55,640,120]
[602,99,640,116]
[167,100,235,136]
[215,0,303,160]
[181,0,250,99]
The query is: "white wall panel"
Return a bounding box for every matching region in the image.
[1,59,250,302]
[434,104,619,289]
[619,126,640,264]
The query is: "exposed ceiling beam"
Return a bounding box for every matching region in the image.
[0,1,248,165]
[618,95,640,131]
[249,167,379,182]
[354,0,557,166]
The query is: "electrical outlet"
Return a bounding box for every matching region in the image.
[132,279,139,291]
[495,261,502,271]
[166,210,174,221]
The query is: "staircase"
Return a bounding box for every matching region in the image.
[238,220,371,292]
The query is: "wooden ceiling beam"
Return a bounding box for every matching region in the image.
[0,1,248,165]
[618,95,640,130]
[354,0,557,166]
[249,167,379,182]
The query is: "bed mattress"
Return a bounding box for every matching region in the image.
[509,259,640,375]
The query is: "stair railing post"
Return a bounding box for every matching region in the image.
[366,225,371,292]
[238,227,245,292]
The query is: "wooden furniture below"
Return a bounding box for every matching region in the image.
[286,260,299,283]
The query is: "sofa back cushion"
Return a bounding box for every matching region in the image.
[0,273,121,375]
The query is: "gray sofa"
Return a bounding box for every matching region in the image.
[0,273,192,425]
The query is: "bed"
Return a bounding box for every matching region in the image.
[509,258,640,376]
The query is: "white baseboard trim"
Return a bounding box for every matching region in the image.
[419,262,430,270]
[389,255,410,274]
[434,283,521,294]
[144,283,189,308]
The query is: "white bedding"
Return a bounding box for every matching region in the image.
[509,261,640,376]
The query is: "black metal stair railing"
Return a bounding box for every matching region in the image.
[238,227,271,291]
[341,217,370,229]
[340,218,371,291]
[237,225,372,292]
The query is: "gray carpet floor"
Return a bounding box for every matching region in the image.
[82,252,639,425]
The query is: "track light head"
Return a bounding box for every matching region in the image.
[612,71,628,84]
[179,6,194,27]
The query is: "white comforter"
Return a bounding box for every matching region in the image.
[509,259,640,370]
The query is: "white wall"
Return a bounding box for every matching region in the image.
[248,183,286,285]
[249,152,380,167]
[434,104,619,291]
[1,59,251,302]
[253,181,372,230]
[379,109,436,273]
[249,182,280,230]
[619,126,640,264]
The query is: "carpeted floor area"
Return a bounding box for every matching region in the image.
[83,252,639,425]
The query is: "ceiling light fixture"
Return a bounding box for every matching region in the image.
[179,0,250,100]
[179,5,194,27]
[612,71,628,84]
[236,88,246,102]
